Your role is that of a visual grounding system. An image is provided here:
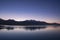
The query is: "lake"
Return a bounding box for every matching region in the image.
[0,25,60,40]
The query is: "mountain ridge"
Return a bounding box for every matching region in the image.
[0,18,60,25]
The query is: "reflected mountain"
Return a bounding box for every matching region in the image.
[0,25,14,30]
[6,27,14,30]
[0,25,46,31]
[52,25,60,28]
[23,26,46,31]
[0,25,5,30]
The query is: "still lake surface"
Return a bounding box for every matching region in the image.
[0,25,60,40]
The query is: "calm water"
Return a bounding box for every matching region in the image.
[0,25,60,40]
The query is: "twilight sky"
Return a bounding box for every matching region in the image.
[0,0,60,23]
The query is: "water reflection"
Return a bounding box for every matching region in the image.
[0,25,14,30]
[53,25,60,28]
[0,25,60,40]
[0,25,60,31]
[23,26,46,31]
[0,25,48,31]
[6,27,14,30]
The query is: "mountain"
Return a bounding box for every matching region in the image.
[0,18,60,25]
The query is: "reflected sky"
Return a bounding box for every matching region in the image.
[0,25,60,31]
[0,26,60,40]
[0,25,60,40]
[0,0,60,23]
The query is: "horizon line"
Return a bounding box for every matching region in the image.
[0,18,60,24]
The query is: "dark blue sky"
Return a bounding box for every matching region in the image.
[0,0,60,23]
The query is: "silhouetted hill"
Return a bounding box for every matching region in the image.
[49,23,60,25]
[0,18,60,25]
[19,20,48,25]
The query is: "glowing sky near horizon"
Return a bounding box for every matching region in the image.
[0,0,60,23]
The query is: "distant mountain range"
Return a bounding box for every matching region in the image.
[0,18,60,25]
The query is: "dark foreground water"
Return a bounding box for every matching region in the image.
[0,25,60,40]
